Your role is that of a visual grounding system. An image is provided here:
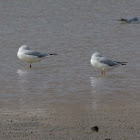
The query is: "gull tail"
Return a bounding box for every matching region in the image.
[41,53,57,58]
[115,61,127,65]
[49,53,58,55]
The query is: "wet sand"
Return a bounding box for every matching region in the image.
[1,102,140,140]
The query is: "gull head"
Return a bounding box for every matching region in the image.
[18,45,30,52]
[90,52,102,65]
[91,52,102,59]
[118,18,129,23]
[118,18,125,21]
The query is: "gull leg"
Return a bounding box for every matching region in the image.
[30,64,32,68]
[101,71,104,76]
[103,70,105,76]
[101,70,105,76]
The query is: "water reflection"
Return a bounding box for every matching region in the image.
[16,68,44,96]
[90,76,104,110]
[90,76,103,89]
[89,74,135,110]
[17,69,30,77]
[90,75,123,109]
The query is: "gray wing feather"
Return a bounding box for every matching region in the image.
[25,51,49,58]
[100,58,118,66]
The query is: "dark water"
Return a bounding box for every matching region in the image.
[0,0,140,112]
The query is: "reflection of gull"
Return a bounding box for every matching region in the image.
[90,52,127,76]
[118,17,140,24]
[17,45,57,68]
[17,69,28,76]
[90,77,102,110]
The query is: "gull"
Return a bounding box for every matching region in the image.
[118,17,140,24]
[17,45,57,68]
[90,52,127,76]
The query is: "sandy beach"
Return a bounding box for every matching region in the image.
[1,102,140,140]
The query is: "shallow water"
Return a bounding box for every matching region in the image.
[0,0,140,113]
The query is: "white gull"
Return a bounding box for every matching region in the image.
[17,45,57,68]
[90,52,127,76]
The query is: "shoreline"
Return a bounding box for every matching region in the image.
[0,103,140,140]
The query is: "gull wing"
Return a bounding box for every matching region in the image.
[99,57,118,66]
[25,51,48,58]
